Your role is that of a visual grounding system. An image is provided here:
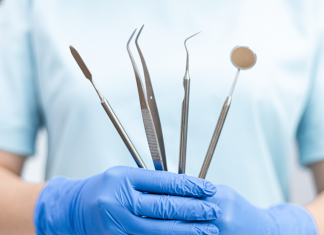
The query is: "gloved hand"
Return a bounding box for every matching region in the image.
[206,185,318,235]
[34,166,221,235]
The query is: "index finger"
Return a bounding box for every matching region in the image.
[128,167,217,197]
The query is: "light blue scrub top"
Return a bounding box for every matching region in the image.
[1,0,324,208]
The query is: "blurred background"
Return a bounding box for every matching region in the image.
[21,129,317,205]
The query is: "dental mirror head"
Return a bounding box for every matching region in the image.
[230,46,257,70]
[228,45,256,97]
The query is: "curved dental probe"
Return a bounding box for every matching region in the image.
[199,46,257,179]
[179,31,201,174]
[70,46,147,169]
[127,26,167,171]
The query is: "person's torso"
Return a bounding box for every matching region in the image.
[31,0,320,207]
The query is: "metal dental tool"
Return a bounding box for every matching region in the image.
[127,26,167,171]
[199,46,257,179]
[178,32,201,174]
[70,46,147,169]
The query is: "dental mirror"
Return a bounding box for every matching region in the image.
[228,46,256,96]
[231,46,257,70]
[199,45,257,179]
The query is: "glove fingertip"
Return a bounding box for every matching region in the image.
[185,177,217,197]
[194,223,219,235]
[215,207,222,218]
[203,202,222,220]
[206,224,219,235]
[203,182,217,196]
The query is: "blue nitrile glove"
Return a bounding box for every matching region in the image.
[206,185,318,235]
[34,166,222,235]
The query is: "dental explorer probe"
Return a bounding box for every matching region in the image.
[199,46,256,179]
[178,32,201,174]
[70,46,147,169]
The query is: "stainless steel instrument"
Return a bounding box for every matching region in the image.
[70,46,147,169]
[199,46,257,179]
[178,32,201,174]
[127,25,167,171]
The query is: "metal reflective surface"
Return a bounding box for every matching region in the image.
[199,45,256,179]
[179,32,200,174]
[127,27,166,171]
[135,25,167,171]
[70,46,146,169]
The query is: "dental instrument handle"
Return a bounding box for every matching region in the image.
[69,46,146,169]
[127,28,166,171]
[178,31,201,174]
[101,98,147,169]
[179,77,190,174]
[199,44,257,178]
[199,69,240,179]
[199,96,232,179]
[135,25,168,171]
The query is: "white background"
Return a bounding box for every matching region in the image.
[21,129,317,205]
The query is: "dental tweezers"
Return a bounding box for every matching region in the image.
[127,25,167,171]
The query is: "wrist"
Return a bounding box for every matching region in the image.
[266,204,318,235]
[34,177,88,235]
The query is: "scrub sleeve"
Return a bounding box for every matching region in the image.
[0,0,41,156]
[297,29,324,166]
